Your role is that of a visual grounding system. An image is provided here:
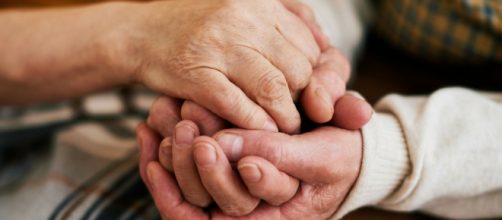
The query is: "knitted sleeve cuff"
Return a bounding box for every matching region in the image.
[332,113,411,219]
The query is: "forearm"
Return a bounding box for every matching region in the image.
[336,87,502,219]
[0,2,139,105]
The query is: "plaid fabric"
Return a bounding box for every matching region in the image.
[376,0,502,63]
[0,87,163,219]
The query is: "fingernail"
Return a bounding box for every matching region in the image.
[174,124,195,147]
[146,162,157,188]
[315,88,333,111]
[238,163,262,183]
[216,133,243,161]
[194,143,217,166]
[263,117,278,132]
[160,137,172,159]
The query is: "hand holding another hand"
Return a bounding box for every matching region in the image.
[118,0,321,133]
[138,40,372,218]
[137,121,363,219]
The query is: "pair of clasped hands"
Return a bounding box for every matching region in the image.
[135,0,373,219]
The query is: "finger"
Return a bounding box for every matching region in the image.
[280,0,330,50]
[301,68,344,124]
[181,100,226,136]
[136,122,161,187]
[238,156,299,206]
[301,47,351,123]
[172,120,212,207]
[331,93,373,130]
[275,1,320,65]
[146,162,209,220]
[192,136,260,216]
[260,32,313,100]
[226,48,301,134]
[159,137,173,172]
[188,68,278,132]
[214,127,359,183]
[318,47,351,83]
[147,96,181,137]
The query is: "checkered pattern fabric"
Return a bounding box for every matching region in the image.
[0,87,163,219]
[376,0,502,63]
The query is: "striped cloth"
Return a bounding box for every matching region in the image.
[0,87,162,219]
[375,0,502,63]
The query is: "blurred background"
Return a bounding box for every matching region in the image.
[1,0,501,219]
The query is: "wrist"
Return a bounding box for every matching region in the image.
[98,1,180,85]
[333,113,411,218]
[93,2,146,85]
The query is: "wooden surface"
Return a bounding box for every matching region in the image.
[3,1,500,219]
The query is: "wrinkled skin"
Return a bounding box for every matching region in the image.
[137,122,363,219]
[124,0,324,134]
[136,0,373,219]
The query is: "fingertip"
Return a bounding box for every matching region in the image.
[301,82,334,123]
[332,95,373,130]
[238,163,262,183]
[237,156,299,206]
[174,120,200,146]
[263,117,279,132]
[193,141,218,167]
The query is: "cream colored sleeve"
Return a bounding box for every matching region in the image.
[334,87,502,219]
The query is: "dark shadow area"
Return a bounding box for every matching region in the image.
[351,30,502,105]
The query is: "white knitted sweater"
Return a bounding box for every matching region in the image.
[335,88,502,219]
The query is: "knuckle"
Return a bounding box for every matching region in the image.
[212,87,240,117]
[220,203,254,217]
[211,88,262,128]
[256,73,289,106]
[290,60,312,92]
[257,134,286,166]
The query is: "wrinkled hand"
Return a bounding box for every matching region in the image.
[138,0,371,217]
[137,121,363,219]
[118,0,322,133]
[143,46,372,211]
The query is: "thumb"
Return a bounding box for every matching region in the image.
[213,127,354,182]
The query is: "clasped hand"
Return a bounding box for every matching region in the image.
[136,0,373,219]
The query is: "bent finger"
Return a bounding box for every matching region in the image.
[238,156,299,206]
[158,137,173,172]
[136,122,161,187]
[276,2,320,65]
[301,62,345,123]
[193,137,259,216]
[226,48,300,134]
[172,120,212,207]
[147,96,181,137]
[331,93,373,130]
[188,68,278,132]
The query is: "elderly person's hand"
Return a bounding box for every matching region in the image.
[144,45,371,210]
[121,0,322,134]
[136,121,362,219]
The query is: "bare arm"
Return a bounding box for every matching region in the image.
[0,0,325,133]
[0,2,136,105]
